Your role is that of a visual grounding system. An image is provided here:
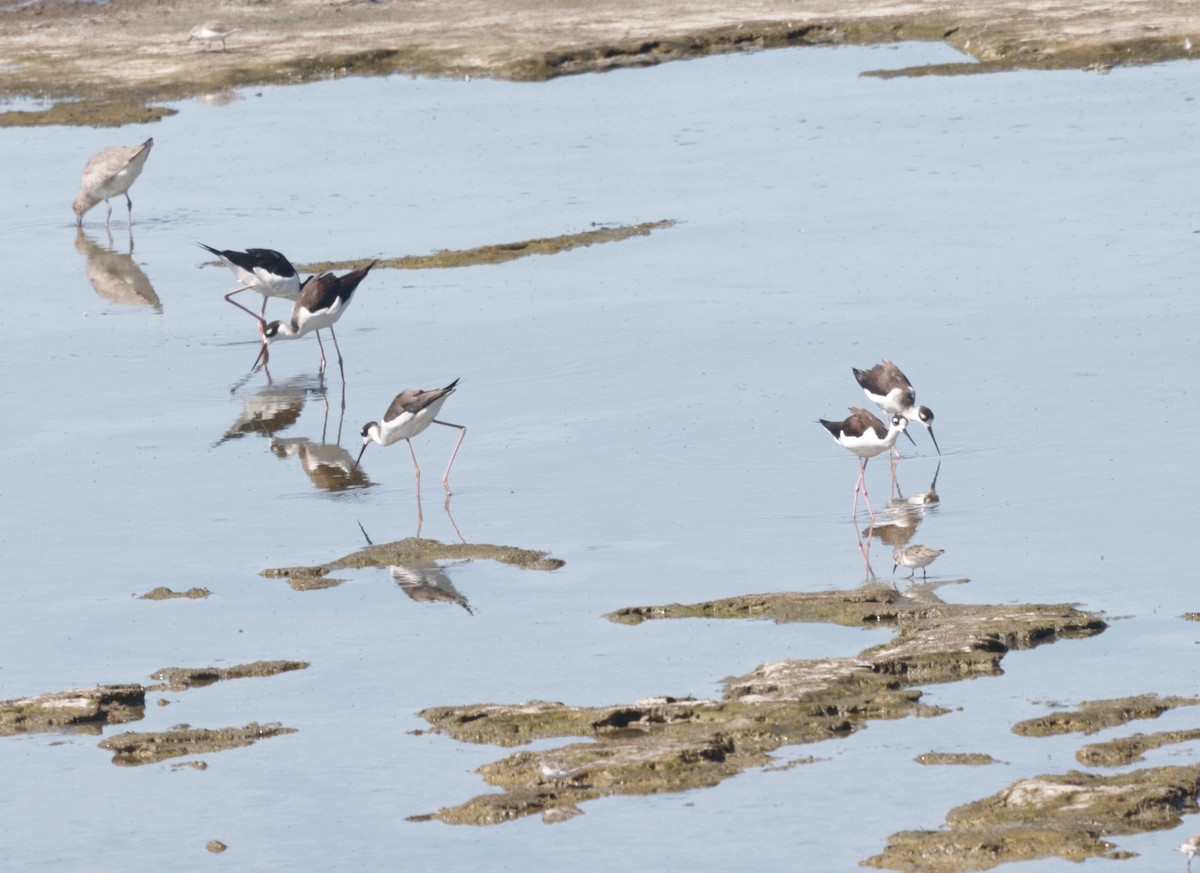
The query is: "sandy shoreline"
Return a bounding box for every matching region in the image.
[0,0,1196,126]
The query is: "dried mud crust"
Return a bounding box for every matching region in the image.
[2,0,1198,127]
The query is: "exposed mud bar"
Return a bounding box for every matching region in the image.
[1,0,1197,128]
[260,536,565,591]
[412,586,1104,829]
[0,660,307,741]
[864,766,1200,870]
[99,722,296,766]
[137,586,211,600]
[301,221,675,274]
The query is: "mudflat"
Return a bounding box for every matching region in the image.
[1,0,1196,126]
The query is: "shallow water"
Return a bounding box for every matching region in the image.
[3,42,1200,870]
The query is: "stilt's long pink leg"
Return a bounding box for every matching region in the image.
[433,420,467,493]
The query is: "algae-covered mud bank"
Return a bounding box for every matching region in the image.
[2,0,1197,125]
[261,536,564,590]
[0,660,306,757]
[299,221,676,274]
[414,587,1106,833]
[865,766,1200,871]
[416,591,1200,868]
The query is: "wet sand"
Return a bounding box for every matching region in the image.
[1,0,1196,125]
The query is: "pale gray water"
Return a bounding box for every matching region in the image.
[2,42,1199,870]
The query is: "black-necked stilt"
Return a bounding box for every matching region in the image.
[1179,835,1200,872]
[188,22,239,51]
[852,360,939,455]
[254,260,376,376]
[892,544,945,579]
[198,244,301,319]
[819,407,909,520]
[353,379,466,494]
[73,138,154,227]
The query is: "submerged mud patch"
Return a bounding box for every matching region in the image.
[299,221,675,274]
[261,536,564,591]
[412,586,1104,827]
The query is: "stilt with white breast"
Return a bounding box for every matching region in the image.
[73,138,154,228]
[198,244,301,318]
[354,379,466,494]
[254,261,376,377]
[819,407,909,521]
[892,544,945,580]
[852,360,939,455]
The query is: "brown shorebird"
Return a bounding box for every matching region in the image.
[73,138,154,227]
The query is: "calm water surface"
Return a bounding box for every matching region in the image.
[2,42,1199,871]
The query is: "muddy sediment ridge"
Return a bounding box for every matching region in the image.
[411,587,1200,870]
[2,0,1197,127]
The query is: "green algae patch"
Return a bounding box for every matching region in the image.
[137,586,210,600]
[150,660,309,691]
[864,766,1200,871]
[1077,728,1200,768]
[1013,693,1200,737]
[609,589,1105,686]
[299,221,674,274]
[99,721,296,766]
[0,100,176,129]
[412,587,1103,826]
[915,752,999,766]
[261,536,564,590]
[0,685,146,737]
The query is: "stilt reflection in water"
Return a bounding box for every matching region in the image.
[390,562,474,614]
[215,373,315,447]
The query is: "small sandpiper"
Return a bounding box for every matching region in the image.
[892,544,945,580]
[73,138,154,227]
[853,360,939,455]
[189,22,239,52]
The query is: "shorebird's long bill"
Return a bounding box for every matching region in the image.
[903,428,917,448]
[352,443,368,472]
[928,427,941,455]
[251,341,268,371]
